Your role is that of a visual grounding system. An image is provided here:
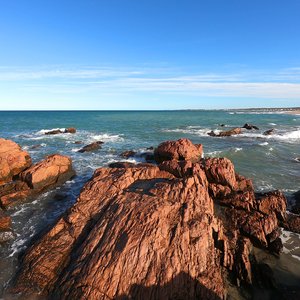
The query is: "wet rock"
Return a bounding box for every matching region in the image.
[208,127,242,137]
[263,129,275,135]
[0,211,13,243]
[108,162,137,168]
[242,123,259,130]
[45,128,76,135]
[154,138,203,163]
[66,127,76,134]
[268,237,283,255]
[0,138,32,185]
[74,141,83,144]
[140,151,155,162]
[283,213,300,234]
[146,146,154,150]
[291,190,300,214]
[20,154,75,190]
[78,141,104,153]
[30,144,43,150]
[120,150,136,158]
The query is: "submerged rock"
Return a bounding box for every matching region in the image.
[10,138,292,299]
[0,138,32,185]
[263,129,275,135]
[78,141,104,153]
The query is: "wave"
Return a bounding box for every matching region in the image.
[37,128,66,135]
[91,133,124,142]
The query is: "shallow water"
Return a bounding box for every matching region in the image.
[0,110,299,296]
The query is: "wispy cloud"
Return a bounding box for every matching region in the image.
[1,65,300,100]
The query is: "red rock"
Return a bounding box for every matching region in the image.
[0,138,32,185]
[204,157,236,189]
[0,189,35,209]
[154,138,203,163]
[208,127,242,137]
[65,127,76,134]
[20,154,75,190]
[9,139,289,299]
[0,211,11,231]
[256,190,287,221]
[12,165,226,299]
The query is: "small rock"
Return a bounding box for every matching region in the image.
[120,150,136,158]
[208,127,242,137]
[74,141,83,145]
[65,128,76,134]
[78,141,104,153]
[242,123,259,130]
[263,129,275,135]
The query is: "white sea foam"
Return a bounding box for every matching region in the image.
[234,147,243,152]
[281,229,300,261]
[92,133,124,142]
[37,128,66,135]
[259,142,269,146]
[268,123,277,126]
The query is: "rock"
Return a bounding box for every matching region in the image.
[78,141,104,153]
[219,124,225,127]
[0,138,32,185]
[283,213,300,234]
[242,123,259,130]
[263,129,275,136]
[294,157,300,163]
[120,150,136,158]
[30,144,42,150]
[140,151,155,162]
[0,211,13,243]
[208,128,242,137]
[20,154,75,190]
[65,127,76,134]
[146,146,154,150]
[256,190,287,222]
[10,139,288,299]
[108,162,137,168]
[45,129,62,135]
[203,157,236,189]
[154,138,203,163]
[292,190,300,214]
[0,211,11,231]
[74,141,83,144]
[11,164,225,299]
[45,128,76,135]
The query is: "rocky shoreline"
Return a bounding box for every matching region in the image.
[0,137,299,299]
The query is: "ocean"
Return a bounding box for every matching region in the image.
[0,110,299,295]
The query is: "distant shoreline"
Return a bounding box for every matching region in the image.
[0,107,299,113]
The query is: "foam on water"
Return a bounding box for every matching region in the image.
[91,133,124,142]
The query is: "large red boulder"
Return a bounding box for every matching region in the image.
[0,138,32,185]
[20,154,75,190]
[154,138,203,163]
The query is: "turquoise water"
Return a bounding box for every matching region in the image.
[0,110,299,295]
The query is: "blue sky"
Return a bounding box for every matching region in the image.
[0,0,300,109]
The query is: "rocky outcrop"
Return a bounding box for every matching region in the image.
[10,138,292,300]
[78,141,104,153]
[44,128,76,135]
[0,138,75,209]
[0,138,32,185]
[20,154,75,190]
[208,127,242,137]
[154,138,203,163]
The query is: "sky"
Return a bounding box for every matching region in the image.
[0,0,300,110]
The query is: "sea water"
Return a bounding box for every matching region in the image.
[0,110,299,295]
